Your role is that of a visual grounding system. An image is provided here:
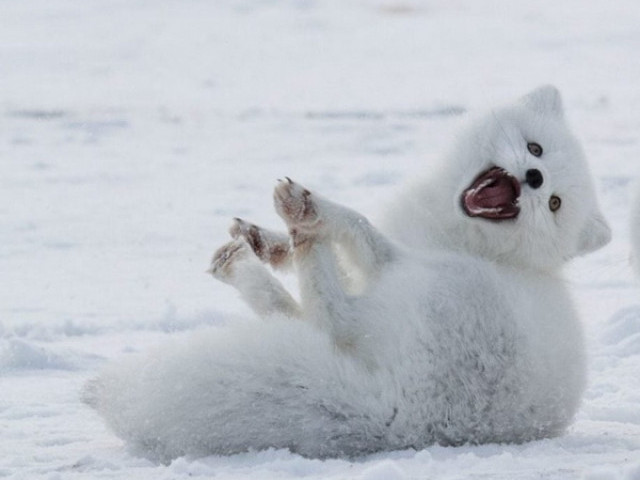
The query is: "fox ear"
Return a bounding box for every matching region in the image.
[521,85,564,118]
[575,210,611,256]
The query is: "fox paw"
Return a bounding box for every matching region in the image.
[207,239,250,281]
[229,218,291,268]
[274,177,319,227]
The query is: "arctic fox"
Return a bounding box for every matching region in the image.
[85,86,611,461]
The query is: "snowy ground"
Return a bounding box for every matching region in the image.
[2,1,640,478]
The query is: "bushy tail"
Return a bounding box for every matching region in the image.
[83,318,394,461]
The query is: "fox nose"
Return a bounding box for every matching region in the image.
[525,169,544,189]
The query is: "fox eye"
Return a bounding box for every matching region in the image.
[549,195,561,212]
[527,142,543,157]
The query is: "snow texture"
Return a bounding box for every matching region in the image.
[1,0,640,478]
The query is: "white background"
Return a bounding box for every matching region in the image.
[1,1,639,478]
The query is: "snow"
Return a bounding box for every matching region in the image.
[1,0,640,478]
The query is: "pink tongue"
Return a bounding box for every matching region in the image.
[475,178,514,208]
[462,166,521,220]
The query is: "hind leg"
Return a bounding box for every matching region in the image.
[208,239,301,318]
[273,179,398,347]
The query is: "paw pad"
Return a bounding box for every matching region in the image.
[230,218,266,259]
[207,239,248,279]
[274,178,318,228]
[229,218,292,267]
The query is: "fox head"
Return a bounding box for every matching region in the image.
[389,86,611,271]
[449,85,611,270]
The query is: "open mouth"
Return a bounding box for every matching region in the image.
[461,167,521,220]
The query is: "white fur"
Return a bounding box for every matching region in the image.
[85,86,611,461]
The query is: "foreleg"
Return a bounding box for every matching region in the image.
[208,239,301,319]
